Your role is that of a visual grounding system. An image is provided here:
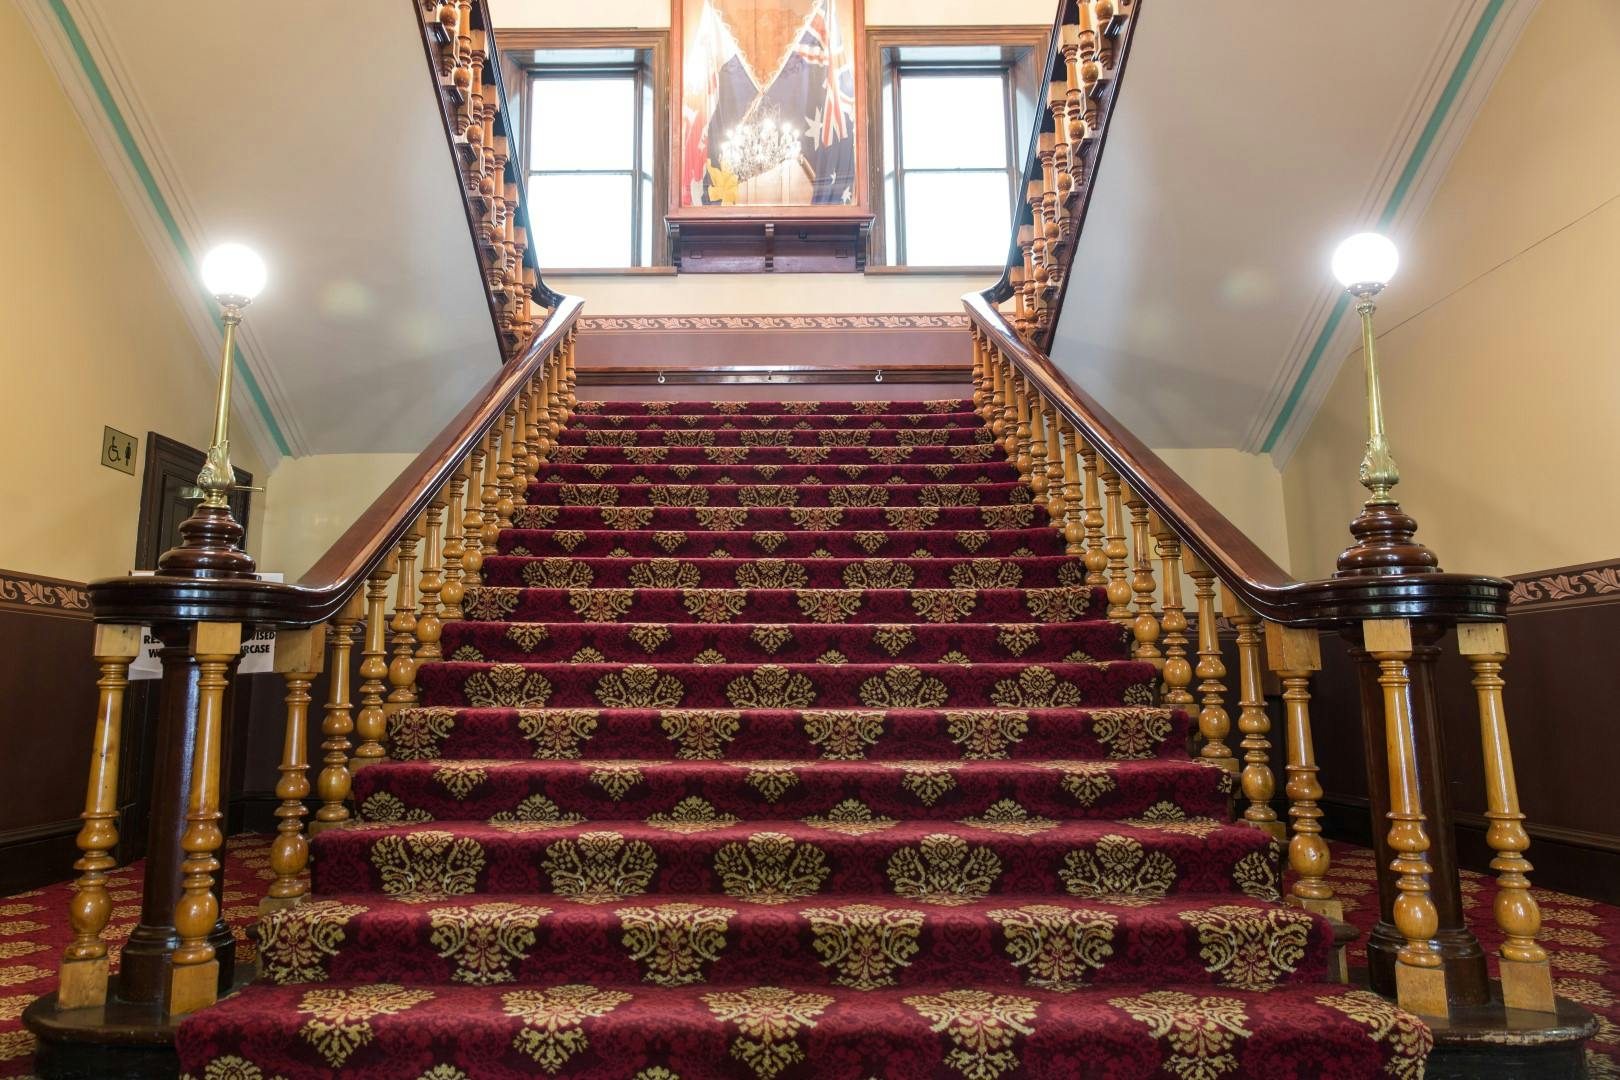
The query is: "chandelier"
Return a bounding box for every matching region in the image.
[719,111,801,183]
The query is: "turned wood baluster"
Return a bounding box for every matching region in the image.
[1226,592,1280,836]
[449,2,473,122]
[1042,397,1065,524]
[462,452,486,587]
[1027,393,1050,504]
[1151,517,1193,714]
[1061,23,1085,148]
[353,558,396,765]
[508,392,531,509]
[495,407,518,528]
[57,624,141,1008]
[1263,624,1340,922]
[1001,367,1022,461]
[1076,2,1104,139]
[1048,79,1072,230]
[416,495,446,661]
[991,354,1010,441]
[526,377,548,468]
[1100,466,1131,622]
[480,427,503,548]
[1186,553,1235,769]
[1080,444,1108,586]
[387,521,423,716]
[971,332,985,415]
[545,359,565,441]
[441,471,467,621]
[1123,487,1161,663]
[264,625,326,913]
[563,337,578,414]
[1365,617,1449,1017]
[167,621,241,1016]
[1059,420,1085,555]
[1458,622,1555,1012]
[1010,267,1030,339]
[314,595,364,829]
[1012,376,1034,483]
[1037,133,1059,250]
[1019,229,1037,334]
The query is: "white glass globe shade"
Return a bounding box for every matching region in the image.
[1331,232,1398,289]
[200,243,268,301]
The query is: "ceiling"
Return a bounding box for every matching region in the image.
[1051,0,1537,462]
[24,0,500,459]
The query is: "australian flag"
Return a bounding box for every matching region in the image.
[759,0,856,204]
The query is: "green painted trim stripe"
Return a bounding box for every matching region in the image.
[1260,0,1507,454]
[46,0,292,456]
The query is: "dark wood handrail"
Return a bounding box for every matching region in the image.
[88,296,582,628]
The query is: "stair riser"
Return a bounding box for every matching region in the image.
[416,660,1159,711]
[349,760,1232,824]
[558,428,995,446]
[538,463,1018,484]
[309,823,1281,903]
[257,896,1333,992]
[573,400,972,416]
[510,504,1051,530]
[384,707,1190,764]
[461,585,1102,625]
[496,527,1069,558]
[569,412,982,430]
[479,556,1091,590]
[524,482,1033,508]
[439,619,1130,665]
[550,444,1006,464]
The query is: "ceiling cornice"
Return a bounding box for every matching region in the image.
[1251,0,1540,466]
[17,0,299,462]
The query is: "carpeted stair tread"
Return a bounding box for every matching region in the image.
[496,526,1069,557]
[568,411,981,429]
[479,555,1090,589]
[549,443,1006,464]
[178,978,1429,1079]
[254,891,1335,991]
[308,817,1282,902]
[459,585,1099,624]
[557,426,995,446]
[348,755,1234,823]
[537,462,1017,484]
[523,481,1034,507]
[415,659,1159,710]
[440,619,1131,664]
[574,398,973,415]
[384,705,1190,763]
[510,503,1049,530]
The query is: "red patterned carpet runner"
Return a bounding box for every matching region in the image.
[29,398,1570,1077]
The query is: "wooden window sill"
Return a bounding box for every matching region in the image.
[544,266,679,277]
[864,265,1000,276]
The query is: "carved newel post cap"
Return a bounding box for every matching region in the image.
[157,504,257,579]
[1335,500,1441,578]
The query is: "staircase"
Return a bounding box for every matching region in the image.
[175,398,1429,1078]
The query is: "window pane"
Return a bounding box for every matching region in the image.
[901,171,1010,266]
[899,74,1007,170]
[530,77,634,171]
[640,176,654,266]
[531,174,633,267]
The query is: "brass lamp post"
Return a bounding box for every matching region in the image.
[157,243,267,578]
[1329,232,1437,576]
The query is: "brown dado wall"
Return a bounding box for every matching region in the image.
[1313,557,1620,905]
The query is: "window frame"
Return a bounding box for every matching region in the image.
[504,29,671,271]
[863,26,1049,271]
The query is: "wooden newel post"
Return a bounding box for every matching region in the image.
[168,621,242,1016]
[1365,616,1448,1018]
[264,624,326,913]
[57,624,141,1009]
[1262,623,1340,921]
[1458,621,1556,1013]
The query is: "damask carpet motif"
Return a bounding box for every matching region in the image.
[3,399,1614,1077]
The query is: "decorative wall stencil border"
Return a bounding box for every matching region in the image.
[579,313,969,333]
[0,568,91,618]
[1507,558,1620,610]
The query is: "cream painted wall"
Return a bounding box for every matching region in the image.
[257,454,418,580]
[0,3,269,584]
[490,0,1054,29]
[1158,449,1291,573]
[1282,0,1620,579]
[551,272,991,315]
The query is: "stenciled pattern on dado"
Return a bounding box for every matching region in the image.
[167,398,1437,1078]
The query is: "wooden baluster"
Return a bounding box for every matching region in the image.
[1123,487,1161,662]
[480,427,503,550]
[462,451,486,587]
[1012,375,1034,483]
[1037,132,1059,253]
[508,392,531,509]
[1061,22,1085,149]
[527,375,549,468]
[1459,622,1555,1012]
[1076,1,1104,138]
[1002,367,1022,461]
[353,558,397,766]
[970,332,986,416]
[1027,180,1047,283]
[416,495,446,661]
[1226,592,1280,837]
[1100,465,1131,622]
[990,353,1009,441]
[563,337,578,414]
[496,407,517,528]
[1365,617,1448,1017]
[1010,267,1029,339]
[264,625,326,913]
[1186,553,1235,770]
[1059,419,1085,555]
[387,521,423,717]
[1151,518,1193,715]
[314,595,364,829]
[545,359,565,442]
[1027,392,1050,504]
[168,621,242,1015]
[441,470,467,621]
[57,624,141,1008]
[1042,397,1065,524]
[1080,444,1108,586]
[1264,624,1341,924]
[450,1,473,131]
[1018,228,1037,336]
[1048,79,1072,231]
